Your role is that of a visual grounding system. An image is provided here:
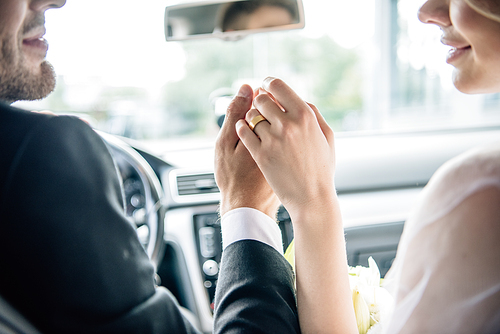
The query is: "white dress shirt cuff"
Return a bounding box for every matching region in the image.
[221,207,284,255]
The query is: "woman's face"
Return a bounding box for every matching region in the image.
[418,0,500,93]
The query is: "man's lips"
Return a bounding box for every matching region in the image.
[22,27,48,54]
[23,35,48,54]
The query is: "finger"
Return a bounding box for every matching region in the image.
[261,77,312,117]
[252,91,286,123]
[245,108,271,139]
[236,119,262,157]
[307,102,335,147]
[253,87,261,99]
[255,88,285,111]
[217,84,253,148]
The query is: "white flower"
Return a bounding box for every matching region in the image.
[352,286,371,334]
[349,257,393,334]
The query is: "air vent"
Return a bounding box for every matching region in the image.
[176,173,219,196]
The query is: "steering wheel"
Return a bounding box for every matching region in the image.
[99,132,165,268]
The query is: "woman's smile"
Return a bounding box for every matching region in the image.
[446,45,471,64]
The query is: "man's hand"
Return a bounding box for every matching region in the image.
[214,84,280,218]
[235,78,337,220]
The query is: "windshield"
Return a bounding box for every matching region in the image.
[14,0,500,144]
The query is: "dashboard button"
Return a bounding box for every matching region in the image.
[203,260,219,276]
[199,227,217,258]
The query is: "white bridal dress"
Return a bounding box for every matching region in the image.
[383,143,500,333]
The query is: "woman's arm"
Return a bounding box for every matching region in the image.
[236,77,358,334]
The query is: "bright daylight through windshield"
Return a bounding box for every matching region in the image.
[14,0,500,144]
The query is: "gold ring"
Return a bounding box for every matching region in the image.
[248,114,267,131]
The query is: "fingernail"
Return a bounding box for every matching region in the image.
[236,85,252,99]
[262,77,276,90]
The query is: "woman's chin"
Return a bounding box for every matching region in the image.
[452,70,500,94]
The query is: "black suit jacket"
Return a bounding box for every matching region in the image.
[214,240,300,333]
[0,103,299,333]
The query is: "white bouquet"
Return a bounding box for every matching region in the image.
[349,257,393,334]
[285,241,393,334]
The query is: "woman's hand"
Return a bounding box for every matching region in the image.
[236,78,358,334]
[235,77,336,220]
[214,84,280,218]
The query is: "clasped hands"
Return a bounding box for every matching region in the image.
[215,77,337,222]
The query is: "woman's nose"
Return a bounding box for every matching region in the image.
[418,0,451,26]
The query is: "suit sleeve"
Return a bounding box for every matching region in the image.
[213,240,301,334]
[0,116,200,333]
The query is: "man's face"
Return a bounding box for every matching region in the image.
[0,0,66,103]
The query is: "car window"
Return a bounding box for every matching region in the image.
[14,0,500,142]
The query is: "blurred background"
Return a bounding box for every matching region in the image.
[15,0,500,148]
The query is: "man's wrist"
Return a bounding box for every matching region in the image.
[219,196,279,220]
[221,207,284,254]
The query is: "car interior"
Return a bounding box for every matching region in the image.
[6,0,500,333]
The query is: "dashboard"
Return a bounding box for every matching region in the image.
[108,125,500,333]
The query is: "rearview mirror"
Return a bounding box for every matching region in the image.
[164,0,305,41]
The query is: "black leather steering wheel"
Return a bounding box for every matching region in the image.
[99,132,165,268]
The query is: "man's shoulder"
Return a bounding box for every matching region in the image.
[0,104,114,204]
[0,103,94,146]
[0,103,40,141]
[0,103,104,159]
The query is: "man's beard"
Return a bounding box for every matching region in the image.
[0,59,56,103]
[0,16,56,103]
